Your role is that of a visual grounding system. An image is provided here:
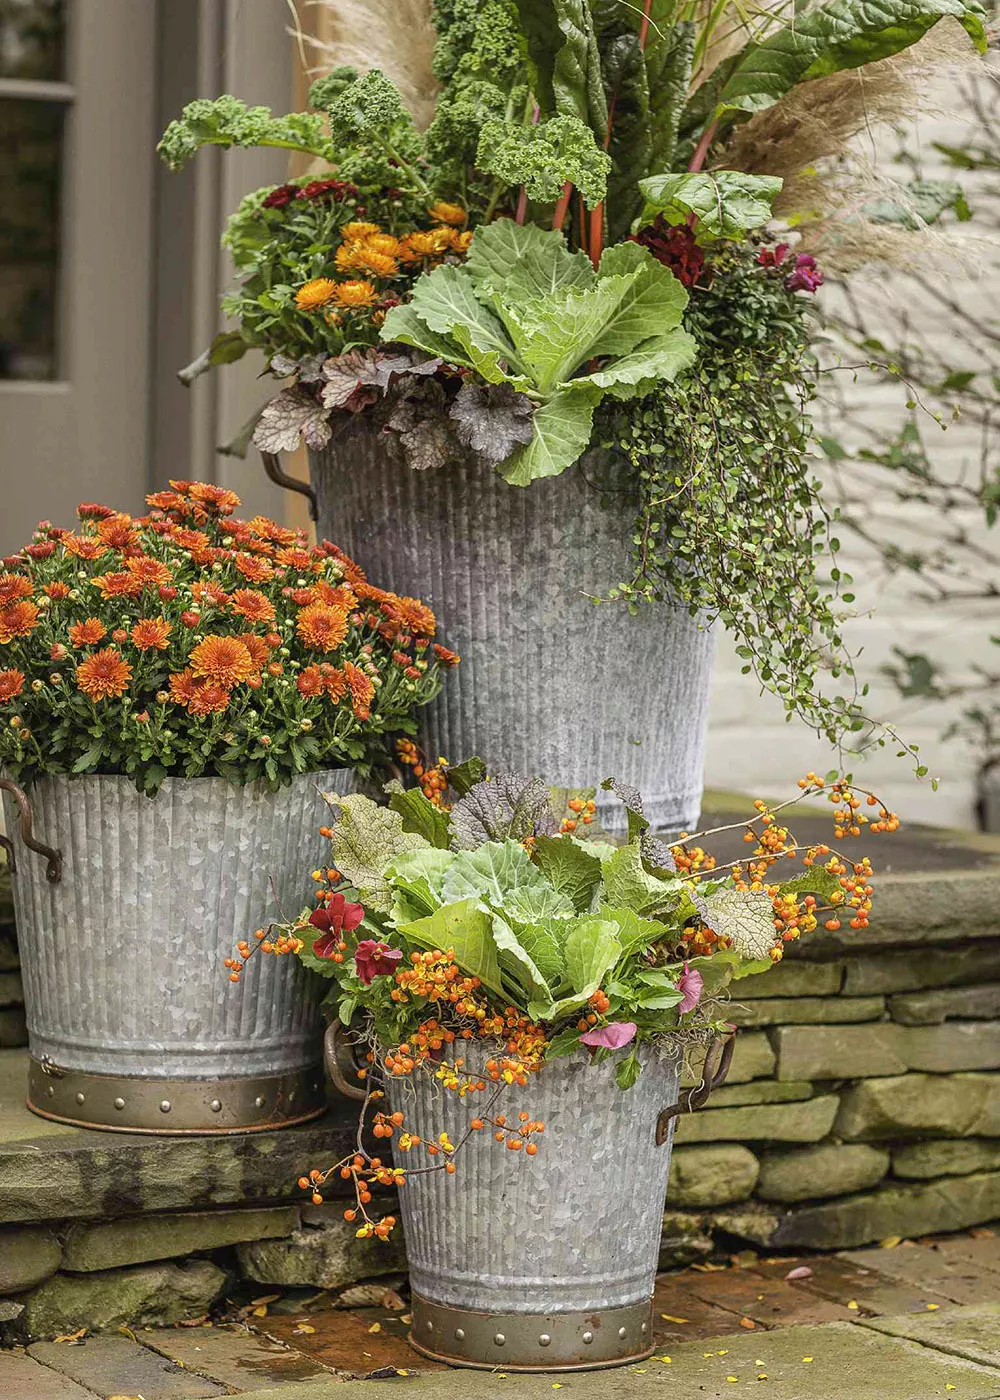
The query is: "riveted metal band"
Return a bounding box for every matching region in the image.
[27,1057,326,1135]
[408,1293,655,1371]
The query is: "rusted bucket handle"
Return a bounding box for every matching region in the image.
[655,1028,737,1145]
[260,451,318,522]
[0,779,62,883]
[324,1020,368,1102]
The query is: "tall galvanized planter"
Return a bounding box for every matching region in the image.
[266,421,715,834]
[2,768,352,1134]
[325,1032,734,1371]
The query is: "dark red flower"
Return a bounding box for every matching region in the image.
[262,183,298,209]
[24,542,56,559]
[354,938,403,985]
[631,218,708,288]
[758,242,791,269]
[308,891,365,958]
[299,177,358,201]
[785,253,824,294]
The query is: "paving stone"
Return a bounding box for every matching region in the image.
[737,960,844,999]
[673,1093,839,1144]
[860,1301,1000,1369]
[238,1219,406,1290]
[769,1173,1000,1251]
[0,1297,25,1322]
[893,1139,1000,1179]
[836,1072,1000,1140]
[667,1144,759,1207]
[752,1253,956,1315]
[772,1023,906,1080]
[889,984,1000,1025]
[62,1206,299,1272]
[140,1324,333,1391]
[0,1351,93,1400]
[659,1210,716,1268]
[701,1079,815,1108]
[935,1236,1000,1277]
[256,1304,445,1379]
[0,972,22,1006]
[679,1269,858,1327]
[651,1274,751,1341]
[729,996,885,1028]
[0,1226,61,1293]
[841,1242,1000,1306]
[756,1144,890,1203]
[844,942,1000,995]
[683,1029,775,1086]
[19,1260,226,1339]
[239,1322,1000,1399]
[28,1336,225,1398]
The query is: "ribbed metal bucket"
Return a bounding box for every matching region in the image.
[3,769,352,1133]
[308,422,715,833]
[389,1041,682,1370]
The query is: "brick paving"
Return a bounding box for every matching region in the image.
[5,1229,1000,1398]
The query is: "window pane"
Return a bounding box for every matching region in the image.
[0,98,63,380]
[0,0,65,81]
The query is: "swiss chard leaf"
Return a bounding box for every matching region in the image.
[637,171,783,241]
[492,913,556,1012]
[442,839,552,906]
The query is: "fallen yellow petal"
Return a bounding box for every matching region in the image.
[926,1303,940,1311]
[847,1300,859,1310]
[659,1356,672,1363]
[251,1306,268,1317]
[739,1317,756,1330]
[879,1236,902,1249]
[802,1356,814,1363]
[660,1313,689,1324]
[293,1324,316,1335]
[726,1377,739,1384]
[368,1323,382,1334]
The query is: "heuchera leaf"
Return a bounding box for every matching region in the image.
[692,886,777,960]
[324,792,430,913]
[637,171,783,241]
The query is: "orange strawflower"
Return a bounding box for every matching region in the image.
[69,618,107,648]
[295,278,339,311]
[0,669,25,702]
[93,571,142,599]
[331,280,378,309]
[131,617,172,651]
[230,589,276,625]
[235,553,275,583]
[75,647,132,701]
[126,556,173,589]
[447,229,473,254]
[43,581,71,601]
[399,229,452,262]
[0,600,40,643]
[427,201,467,226]
[189,635,256,688]
[296,603,349,653]
[0,573,33,605]
[344,661,374,720]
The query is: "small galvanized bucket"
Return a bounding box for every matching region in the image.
[2,769,352,1134]
[328,1028,734,1371]
[261,426,716,835]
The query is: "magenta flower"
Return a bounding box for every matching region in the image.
[308,891,364,959]
[678,962,704,1016]
[785,253,824,293]
[580,1021,637,1050]
[354,938,404,985]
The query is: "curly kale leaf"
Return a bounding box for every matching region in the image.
[307,66,362,113]
[157,96,332,171]
[320,68,411,142]
[476,113,612,205]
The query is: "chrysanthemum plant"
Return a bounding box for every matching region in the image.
[0,483,457,794]
[158,0,986,760]
[236,763,897,1240]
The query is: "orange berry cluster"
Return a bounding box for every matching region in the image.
[559,795,596,833]
[396,738,450,806]
[224,924,304,982]
[482,1110,545,1155]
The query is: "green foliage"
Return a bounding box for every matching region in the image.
[476,114,612,205]
[381,221,695,482]
[325,793,430,912]
[157,96,332,170]
[638,171,784,241]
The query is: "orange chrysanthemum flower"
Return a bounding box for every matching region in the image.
[296,603,349,653]
[340,221,380,242]
[189,635,255,688]
[321,542,367,588]
[295,278,339,311]
[314,581,357,611]
[246,516,298,547]
[191,581,229,609]
[447,229,473,254]
[75,647,132,701]
[169,527,210,553]
[296,665,326,698]
[187,679,230,716]
[131,617,172,651]
[96,513,139,550]
[0,572,33,606]
[297,661,347,701]
[344,661,374,720]
[189,482,240,515]
[69,618,107,648]
[331,280,378,309]
[126,556,173,589]
[427,200,467,226]
[275,546,315,571]
[168,668,201,706]
[397,595,437,637]
[229,588,276,625]
[235,553,275,583]
[93,571,142,599]
[0,600,40,644]
[61,535,108,561]
[146,489,187,513]
[239,633,270,669]
[433,643,461,667]
[44,581,72,601]
[0,668,25,702]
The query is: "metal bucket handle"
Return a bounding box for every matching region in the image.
[260,450,318,522]
[655,1028,736,1145]
[0,779,63,883]
[324,1020,368,1101]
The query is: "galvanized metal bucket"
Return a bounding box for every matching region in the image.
[2,769,352,1134]
[327,1028,735,1370]
[262,424,716,834]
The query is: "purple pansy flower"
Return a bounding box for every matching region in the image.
[678,962,704,1016]
[308,891,364,959]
